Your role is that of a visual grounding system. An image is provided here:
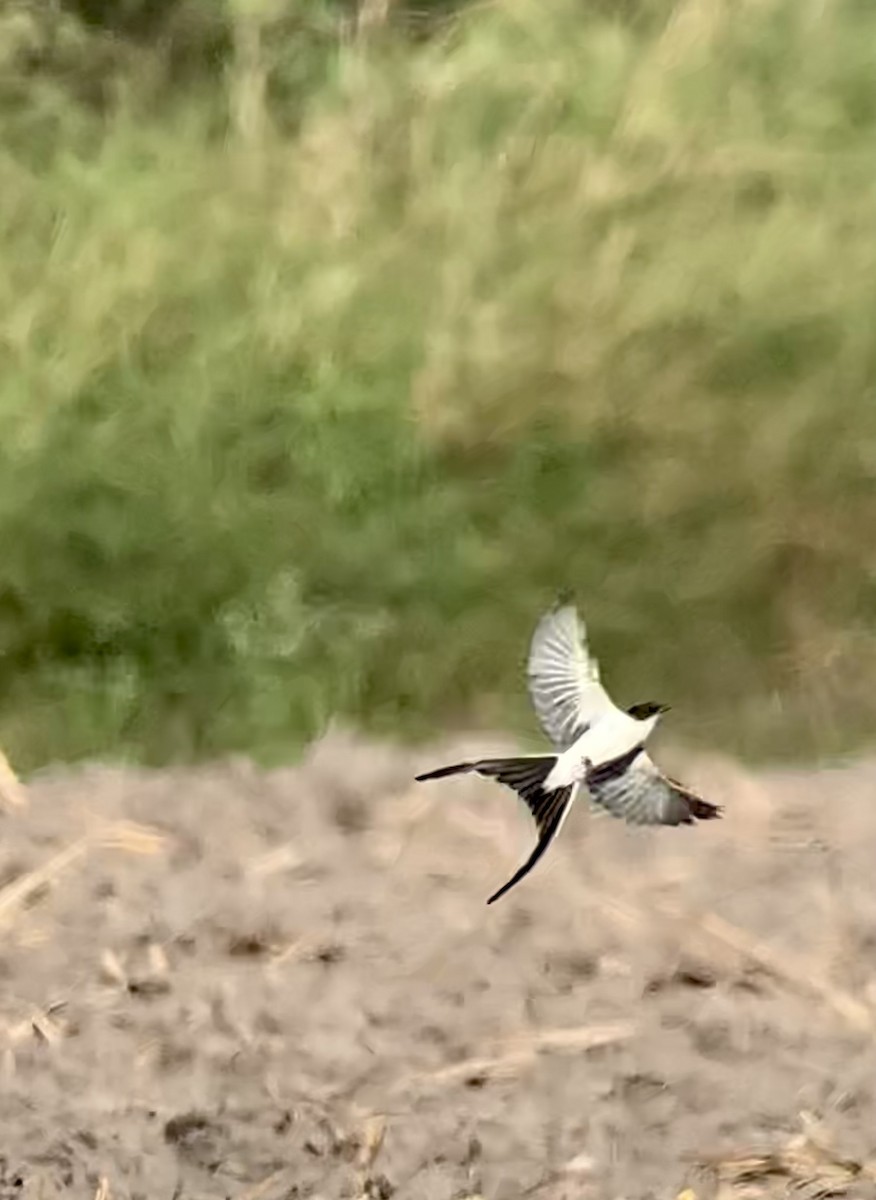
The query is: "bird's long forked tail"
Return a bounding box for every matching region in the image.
[414,761,478,782]
[415,753,574,905]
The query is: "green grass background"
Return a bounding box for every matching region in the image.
[2,0,876,769]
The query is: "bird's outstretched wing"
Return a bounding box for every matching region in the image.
[584,746,722,826]
[527,604,619,750]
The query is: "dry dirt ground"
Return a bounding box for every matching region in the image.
[2,730,876,1200]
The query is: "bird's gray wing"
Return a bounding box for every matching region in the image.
[526,604,618,750]
[584,747,722,826]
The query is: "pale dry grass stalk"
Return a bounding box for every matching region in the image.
[693,908,873,1031]
[404,1020,634,1091]
[229,3,269,151]
[248,843,304,877]
[0,821,165,932]
[0,747,26,812]
[235,1169,294,1200]
[2,999,68,1051]
[356,0,394,38]
[353,1113,387,1200]
[617,0,727,141]
[580,873,873,1032]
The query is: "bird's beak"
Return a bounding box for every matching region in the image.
[659,703,672,714]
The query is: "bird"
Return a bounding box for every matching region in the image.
[415,602,722,905]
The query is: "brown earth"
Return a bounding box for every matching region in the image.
[1,729,876,1200]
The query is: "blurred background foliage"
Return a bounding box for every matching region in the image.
[1,0,876,768]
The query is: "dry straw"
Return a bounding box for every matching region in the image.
[690,1111,876,1198]
[0,821,165,933]
[0,747,27,812]
[403,1020,634,1091]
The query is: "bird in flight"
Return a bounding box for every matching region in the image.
[415,603,722,905]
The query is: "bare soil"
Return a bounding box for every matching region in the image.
[2,730,876,1200]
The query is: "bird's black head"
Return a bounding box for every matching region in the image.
[627,701,671,720]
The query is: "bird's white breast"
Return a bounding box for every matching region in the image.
[546,711,659,788]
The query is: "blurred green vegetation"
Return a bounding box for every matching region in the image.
[2,0,876,769]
